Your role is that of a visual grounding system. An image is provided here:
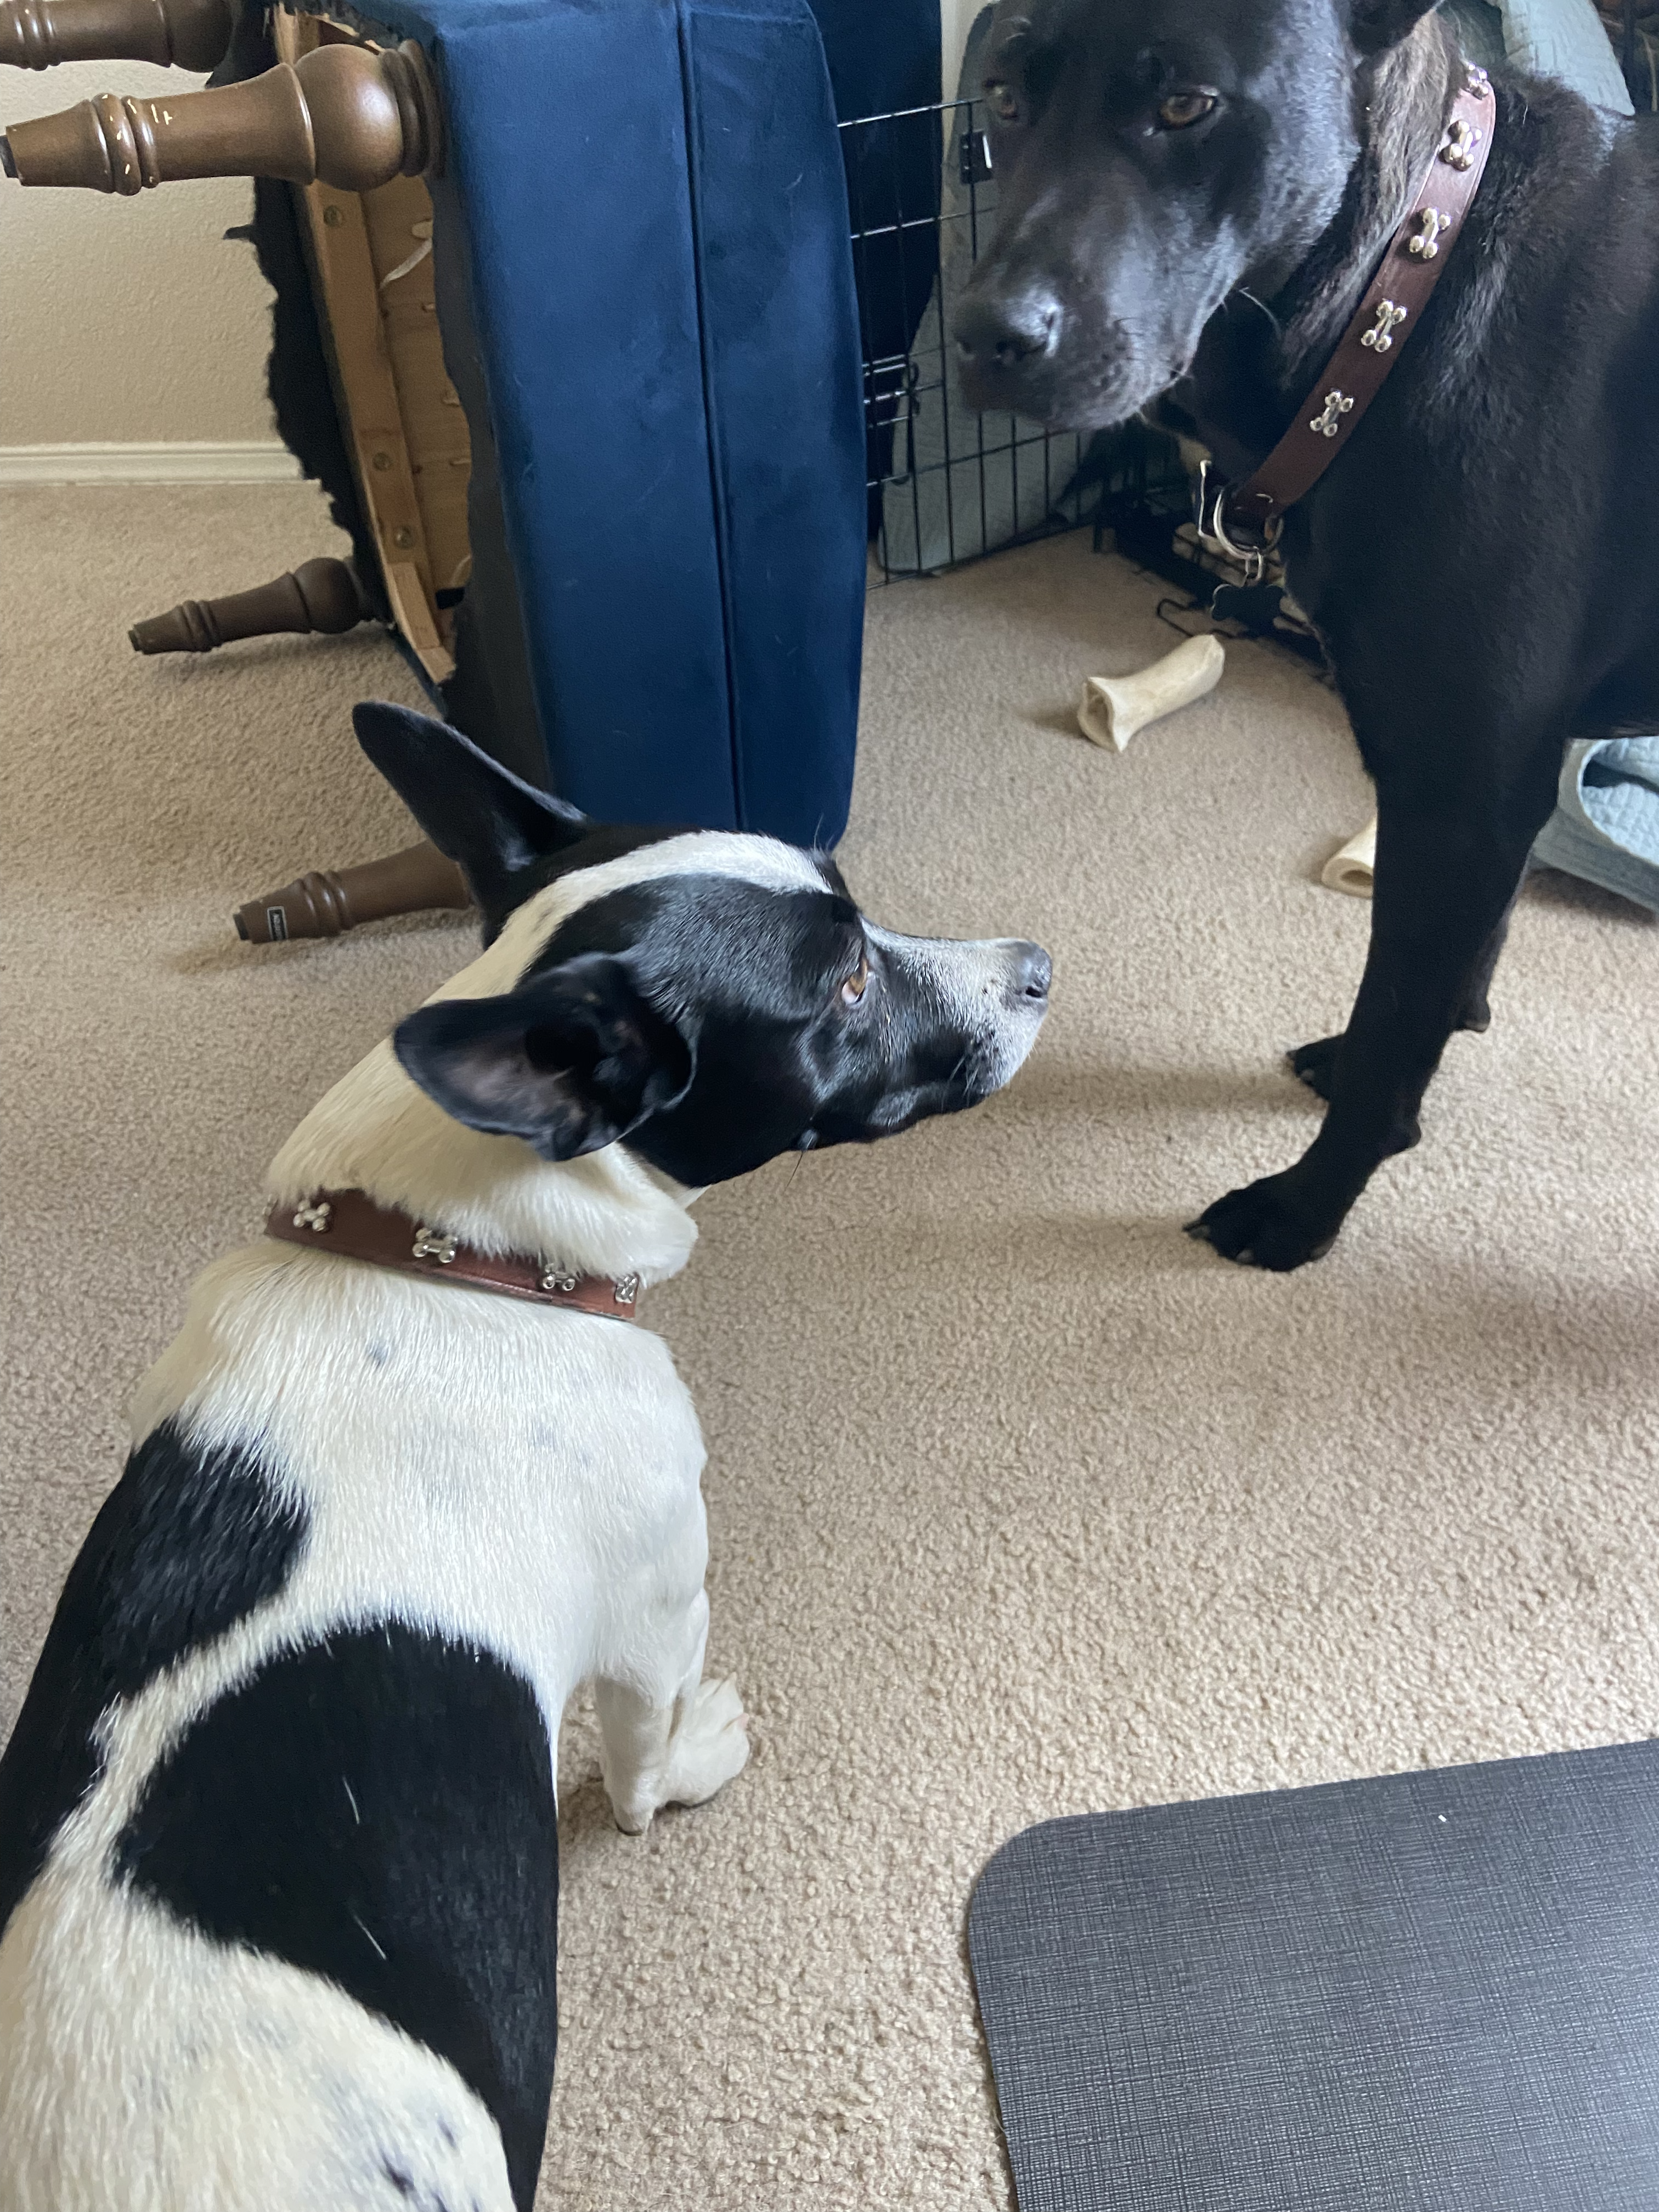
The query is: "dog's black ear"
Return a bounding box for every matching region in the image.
[353,701,589,916]
[393,953,694,1161]
[1347,0,1442,54]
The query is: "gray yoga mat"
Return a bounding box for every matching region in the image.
[968,1739,1659,2211]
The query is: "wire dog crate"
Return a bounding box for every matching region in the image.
[840,95,1102,580]
[839,95,1201,591]
[837,94,1322,663]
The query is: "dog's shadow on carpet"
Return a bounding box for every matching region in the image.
[553,1760,755,1866]
[861,1208,1231,1289]
[1023,702,1093,743]
[1002,1053,1324,1121]
[1525,865,1658,927]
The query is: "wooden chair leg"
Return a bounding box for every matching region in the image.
[234,839,471,944]
[0,0,232,73]
[0,36,441,193]
[130,556,371,654]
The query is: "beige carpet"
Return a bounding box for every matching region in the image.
[3,484,1657,2208]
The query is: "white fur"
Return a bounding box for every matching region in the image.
[0,834,805,2212]
[0,827,1035,2211]
[1,1871,512,2212]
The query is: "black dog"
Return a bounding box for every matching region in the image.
[955,0,1659,1267]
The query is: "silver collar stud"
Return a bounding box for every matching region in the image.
[412,1225,459,1265]
[1309,389,1354,438]
[1361,299,1407,352]
[292,1198,333,1233]
[613,1274,641,1307]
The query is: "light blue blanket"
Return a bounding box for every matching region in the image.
[1495,0,1633,111]
[1531,738,1659,912]
[1412,2,1631,110]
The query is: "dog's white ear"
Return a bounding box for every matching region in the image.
[393,953,694,1161]
[353,701,589,918]
[1347,0,1441,54]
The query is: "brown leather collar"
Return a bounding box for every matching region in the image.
[264,1187,642,1320]
[1199,59,1497,564]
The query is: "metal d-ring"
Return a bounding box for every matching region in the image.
[1206,493,1280,585]
[1196,458,1280,584]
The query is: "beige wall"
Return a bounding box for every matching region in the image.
[942,0,988,98]
[0,61,276,447]
[3,19,983,453]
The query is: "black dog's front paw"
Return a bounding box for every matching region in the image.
[1287,1034,1342,1102]
[1285,1039,1420,1157]
[1186,1172,1342,1271]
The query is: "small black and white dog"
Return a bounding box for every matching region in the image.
[0,703,1049,2212]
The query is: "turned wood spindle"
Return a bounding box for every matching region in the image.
[0,35,442,191]
[0,0,231,72]
[129,556,370,655]
[234,839,471,945]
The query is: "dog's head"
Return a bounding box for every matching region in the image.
[355,704,1050,1188]
[952,0,1443,428]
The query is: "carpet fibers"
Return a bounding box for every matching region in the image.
[3,485,1656,2209]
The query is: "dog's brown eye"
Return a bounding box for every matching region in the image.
[839,956,870,1007]
[985,78,1021,124]
[1156,89,1217,129]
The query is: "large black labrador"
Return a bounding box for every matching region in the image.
[955,0,1659,1269]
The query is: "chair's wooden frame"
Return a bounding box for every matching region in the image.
[2,1,477,940]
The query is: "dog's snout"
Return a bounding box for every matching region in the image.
[953,294,1059,372]
[1011,942,1052,1004]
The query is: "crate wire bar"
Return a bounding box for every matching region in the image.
[840,95,1093,579]
[836,91,1308,663]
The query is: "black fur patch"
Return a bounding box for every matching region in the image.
[0,1420,307,1942]
[115,1626,560,2212]
[515,874,1008,1185]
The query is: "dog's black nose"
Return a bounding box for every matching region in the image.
[1011,942,1052,1004]
[953,294,1059,371]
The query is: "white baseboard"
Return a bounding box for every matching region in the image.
[0,441,304,486]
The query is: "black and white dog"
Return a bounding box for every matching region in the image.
[955,0,1659,1267]
[0,703,1049,2212]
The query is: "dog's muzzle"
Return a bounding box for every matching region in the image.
[966,938,1052,1095]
